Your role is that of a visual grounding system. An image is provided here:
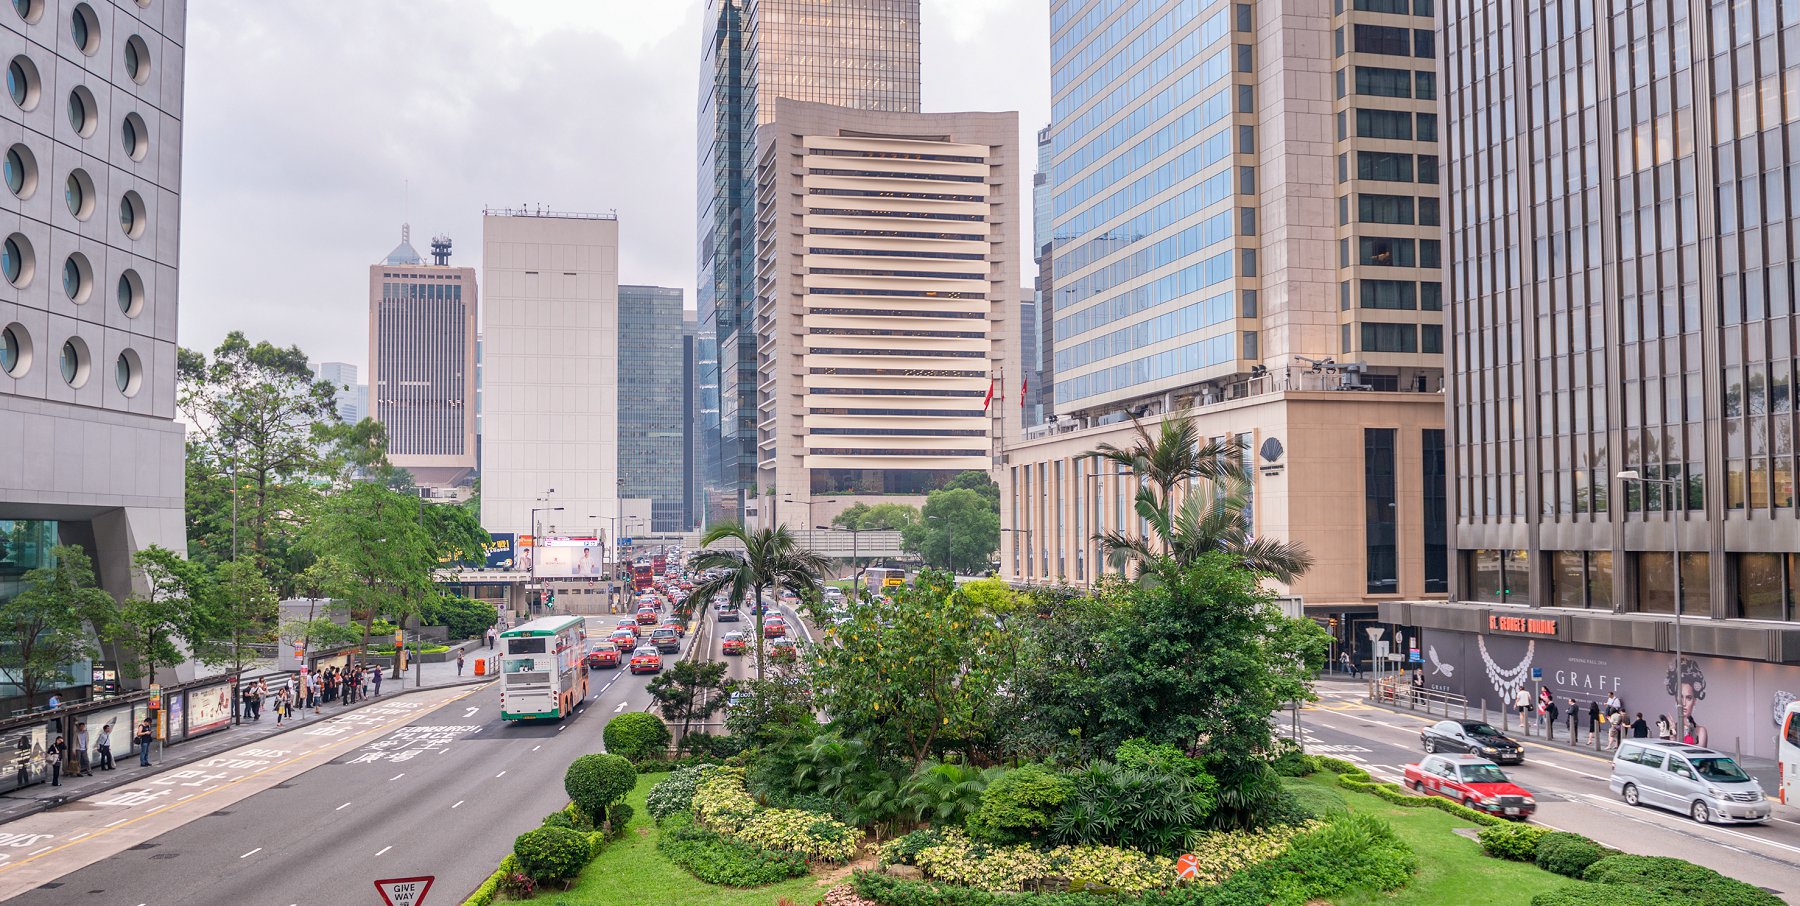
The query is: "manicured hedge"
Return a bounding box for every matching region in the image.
[512,825,590,882]
[658,813,811,887]
[1530,883,1709,906]
[1476,823,1547,862]
[1532,831,1611,878]
[1314,756,1502,827]
[459,854,516,906]
[1582,855,1783,906]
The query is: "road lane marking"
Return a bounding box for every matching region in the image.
[103,819,126,828]
[452,800,463,809]
[27,848,48,856]
[240,848,261,858]
[464,707,479,717]
[532,745,541,751]
[496,771,506,778]
[376,845,391,856]
[390,773,405,781]
[336,802,351,810]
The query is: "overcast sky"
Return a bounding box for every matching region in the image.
[180,1,1049,373]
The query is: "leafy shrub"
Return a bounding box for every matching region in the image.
[907,829,1179,893]
[419,594,497,641]
[739,807,862,862]
[1205,758,1296,831]
[647,764,718,820]
[564,753,636,825]
[498,870,535,899]
[1177,823,1316,883]
[1530,883,1708,906]
[1050,760,1217,855]
[967,764,1070,844]
[1533,831,1610,879]
[1583,855,1783,906]
[1268,740,1317,778]
[1277,812,1416,895]
[694,766,762,830]
[541,809,576,830]
[880,828,947,867]
[657,813,811,887]
[902,761,995,827]
[1477,822,1548,861]
[511,826,591,882]
[603,711,672,762]
[1279,780,1347,819]
[464,855,517,906]
[606,802,634,839]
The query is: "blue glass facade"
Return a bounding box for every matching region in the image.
[619,285,690,532]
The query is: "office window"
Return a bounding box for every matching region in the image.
[1338,153,1348,183]
[1419,196,1440,226]
[1420,238,1441,268]
[1340,280,1352,310]
[1242,330,1258,360]
[1236,43,1253,72]
[1361,322,1417,352]
[1416,112,1438,141]
[1241,248,1258,276]
[1341,323,1352,353]
[1335,26,1344,56]
[1238,84,1255,113]
[1357,108,1414,139]
[1354,24,1412,56]
[1239,165,1256,194]
[1423,429,1447,593]
[1236,3,1252,31]
[1354,66,1413,98]
[1416,154,1439,183]
[1238,125,1256,153]
[1552,551,1586,607]
[1359,236,1416,266]
[1413,29,1434,58]
[1241,206,1257,235]
[1413,0,1432,13]
[1639,552,1711,615]
[1336,68,1346,99]
[1467,549,1529,604]
[1359,193,1415,223]
[1736,553,1786,620]
[1420,281,1442,310]
[1414,71,1436,100]
[1421,323,1442,353]
[1358,150,1414,181]
[1588,552,1614,609]
[1361,279,1417,309]
[1241,290,1258,317]
[1354,0,1410,10]
[1339,195,1349,225]
[1365,428,1398,594]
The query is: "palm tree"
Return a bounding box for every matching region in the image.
[687,522,831,680]
[1092,414,1313,582]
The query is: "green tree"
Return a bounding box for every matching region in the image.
[901,488,1000,575]
[564,753,636,830]
[831,502,921,532]
[197,559,279,679]
[944,470,1001,508]
[688,523,830,681]
[111,546,209,682]
[0,545,113,706]
[811,573,1011,768]
[724,675,818,750]
[1091,414,1313,583]
[646,659,729,744]
[177,333,340,588]
[299,482,434,664]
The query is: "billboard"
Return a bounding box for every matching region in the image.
[1419,628,1800,760]
[534,539,607,578]
[482,533,518,569]
[185,682,233,735]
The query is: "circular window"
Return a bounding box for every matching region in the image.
[64,169,94,219]
[0,323,27,377]
[4,144,36,198]
[117,268,144,317]
[11,0,39,24]
[59,337,88,387]
[2,233,34,288]
[119,191,145,238]
[61,253,91,303]
[7,56,39,111]
[66,86,96,137]
[123,35,149,84]
[69,4,97,56]
[115,349,141,396]
[121,112,147,161]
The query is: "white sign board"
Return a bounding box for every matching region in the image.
[375,876,433,906]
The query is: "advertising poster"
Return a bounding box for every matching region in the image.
[1419,628,1800,760]
[166,694,185,742]
[185,682,233,736]
[484,532,517,569]
[535,539,606,578]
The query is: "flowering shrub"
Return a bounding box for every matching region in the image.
[1180,823,1316,883]
[904,830,1181,893]
[693,767,761,829]
[647,764,718,820]
[691,765,864,862]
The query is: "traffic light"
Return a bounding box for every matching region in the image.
[546,590,556,607]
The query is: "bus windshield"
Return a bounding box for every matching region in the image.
[508,637,546,655]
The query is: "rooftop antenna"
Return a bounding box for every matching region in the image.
[431,234,452,266]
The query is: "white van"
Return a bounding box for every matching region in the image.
[1611,739,1769,824]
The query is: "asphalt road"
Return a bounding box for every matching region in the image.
[0,615,685,906]
[1299,686,1800,901]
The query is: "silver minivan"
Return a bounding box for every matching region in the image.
[1610,740,1771,824]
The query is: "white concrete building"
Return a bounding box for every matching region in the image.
[0,0,189,683]
[478,209,649,543]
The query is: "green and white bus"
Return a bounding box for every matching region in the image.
[499,615,589,721]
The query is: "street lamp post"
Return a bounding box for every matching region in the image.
[817,525,864,601]
[529,503,565,613]
[1617,469,1685,733]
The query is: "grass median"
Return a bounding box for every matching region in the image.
[556,773,830,906]
[1292,775,1568,906]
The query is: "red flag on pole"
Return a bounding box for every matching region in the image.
[983,378,996,412]
[1020,374,1028,409]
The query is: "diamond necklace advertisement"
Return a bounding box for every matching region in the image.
[1418,629,1800,760]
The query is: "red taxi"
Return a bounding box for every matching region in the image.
[763,615,788,639]
[1403,754,1536,819]
[628,646,663,674]
[585,646,620,669]
[721,631,749,656]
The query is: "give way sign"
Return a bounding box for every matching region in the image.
[375,876,434,906]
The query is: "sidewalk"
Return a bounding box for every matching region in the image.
[1330,673,1782,789]
[0,655,497,826]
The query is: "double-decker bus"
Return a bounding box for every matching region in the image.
[499,616,588,721]
[632,560,655,592]
[864,567,908,591]
[651,552,668,576]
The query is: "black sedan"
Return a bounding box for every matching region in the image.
[1420,719,1525,764]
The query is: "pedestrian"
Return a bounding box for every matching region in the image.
[274,688,287,726]
[45,694,60,710]
[46,732,64,787]
[1608,712,1626,750]
[1565,696,1578,738]
[311,673,323,714]
[1604,691,1622,721]
[1537,686,1552,731]
[1339,651,1352,676]
[457,654,465,676]
[1657,713,1674,740]
[1587,700,1600,746]
[1514,685,1531,729]
[1545,697,1560,741]
[487,628,495,649]
[370,667,381,697]
[95,720,114,771]
[1683,717,1699,745]
[134,718,153,767]
[74,721,90,776]
[1631,712,1649,738]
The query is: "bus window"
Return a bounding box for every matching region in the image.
[509,637,547,655]
[1787,712,1800,747]
[505,658,537,673]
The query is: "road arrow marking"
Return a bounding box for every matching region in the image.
[612,702,627,713]
[464,707,479,717]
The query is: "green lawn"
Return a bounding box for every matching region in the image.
[1292,776,1570,906]
[551,773,834,906]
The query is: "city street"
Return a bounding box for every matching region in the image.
[0,615,687,906]
[1298,686,1800,899]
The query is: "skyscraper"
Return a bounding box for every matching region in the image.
[1028,125,1052,427]
[752,100,1018,527]
[617,284,688,532]
[697,0,923,520]
[319,362,364,424]
[367,227,478,489]
[1384,0,1800,760]
[1004,1,1446,646]
[0,1,189,687]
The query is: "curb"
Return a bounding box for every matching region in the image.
[0,676,494,827]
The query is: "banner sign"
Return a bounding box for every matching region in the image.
[185,682,233,735]
[535,539,607,578]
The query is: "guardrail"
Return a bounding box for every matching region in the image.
[1367,678,1469,719]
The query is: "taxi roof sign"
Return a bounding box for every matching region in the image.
[375,876,434,906]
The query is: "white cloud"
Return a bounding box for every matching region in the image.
[178,1,1047,371]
